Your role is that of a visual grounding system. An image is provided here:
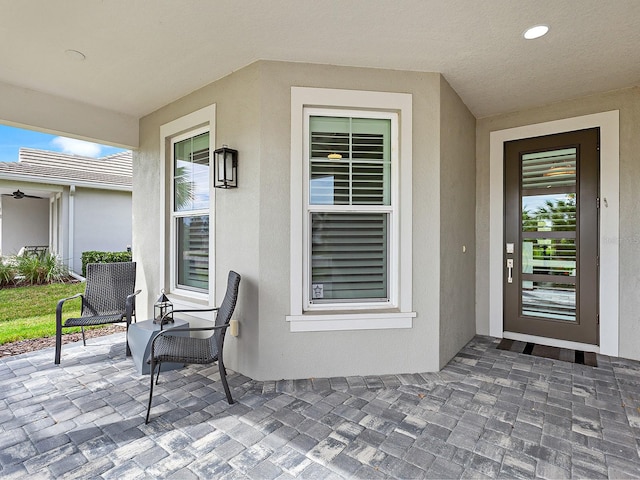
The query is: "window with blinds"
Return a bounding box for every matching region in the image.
[310,116,390,206]
[308,115,392,304]
[311,212,388,301]
[177,215,209,290]
[173,131,210,292]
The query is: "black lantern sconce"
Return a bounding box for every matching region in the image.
[213,145,238,189]
[153,290,174,325]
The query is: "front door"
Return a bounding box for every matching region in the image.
[504,128,599,345]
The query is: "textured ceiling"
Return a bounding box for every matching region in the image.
[1,0,639,119]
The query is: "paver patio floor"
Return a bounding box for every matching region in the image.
[1,334,639,479]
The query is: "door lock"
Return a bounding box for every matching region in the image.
[506,258,514,284]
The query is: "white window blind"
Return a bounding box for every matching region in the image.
[311,212,388,301]
[176,215,209,291]
[308,115,391,304]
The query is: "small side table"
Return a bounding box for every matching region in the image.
[128,318,190,375]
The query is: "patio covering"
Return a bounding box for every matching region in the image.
[1,335,639,478]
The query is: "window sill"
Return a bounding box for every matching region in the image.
[166,293,211,320]
[286,311,416,332]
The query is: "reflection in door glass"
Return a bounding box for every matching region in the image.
[522,238,576,278]
[522,281,576,322]
[522,194,576,232]
[521,148,576,189]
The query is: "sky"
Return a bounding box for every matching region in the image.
[0,124,128,162]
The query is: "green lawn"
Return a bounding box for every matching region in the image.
[0,282,86,344]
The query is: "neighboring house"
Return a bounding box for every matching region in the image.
[0,3,639,383]
[0,148,132,274]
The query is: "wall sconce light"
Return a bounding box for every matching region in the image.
[214,145,238,189]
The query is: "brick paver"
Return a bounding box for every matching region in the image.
[1,334,639,478]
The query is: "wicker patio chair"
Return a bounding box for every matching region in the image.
[55,262,140,364]
[145,270,241,424]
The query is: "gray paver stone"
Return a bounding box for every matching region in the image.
[469,453,501,477]
[65,456,114,479]
[426,457,465,479]
[269,447,313,477]
[327,451,364,477]
[248,460,282,480]
[536,460,571,479]
[47,451,87,477]
[404,446,436,470]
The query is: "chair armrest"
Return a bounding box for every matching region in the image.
[156,323,229,335]
[56,293,83,326]
[150,323,230,353]
[125,289,142,322]
[127,289,143,301]
[164,306,219,317]
[159,306,220,328]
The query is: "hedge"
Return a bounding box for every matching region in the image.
[81,251,132,277]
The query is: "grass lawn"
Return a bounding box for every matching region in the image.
[0,282,86,345]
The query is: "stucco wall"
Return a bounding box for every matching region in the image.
[475,86,640,360]
[72,188,132,274]
[135,62,262,373]
[136,60,474,380]
[256,62,442,380]
[0,195,48,255]
[439,77,477,368]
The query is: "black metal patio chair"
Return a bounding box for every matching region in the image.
[55,262,140,364]
[145,270,241,424]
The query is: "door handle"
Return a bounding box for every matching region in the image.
[506,258,513,284]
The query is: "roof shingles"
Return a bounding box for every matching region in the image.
[0,148,132,188]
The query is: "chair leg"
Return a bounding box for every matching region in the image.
[54,324,62,364]
[125,322,131,357]
[81,327,86,346]
[218,359,234,405]
[146,360,156,424]
[155,362,162,385]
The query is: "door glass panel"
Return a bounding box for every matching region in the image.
[520,147,578,323]
[522,281,576,321]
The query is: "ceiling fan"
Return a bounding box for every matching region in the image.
[2,189,43,200]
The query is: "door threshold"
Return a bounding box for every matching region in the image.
[502,331,599,354]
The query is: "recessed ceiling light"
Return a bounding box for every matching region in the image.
[523,25,549,40]
[65,49,86,61]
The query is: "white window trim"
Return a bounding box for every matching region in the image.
[160,104,216,305]
[288,87,415,332]
[489,110,619,356]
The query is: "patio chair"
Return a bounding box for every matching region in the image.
[55,262,140,364]
[145,270,241,424]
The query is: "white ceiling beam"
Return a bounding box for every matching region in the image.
[0,81,138,149]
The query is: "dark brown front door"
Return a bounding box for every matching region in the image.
[504,128,599,345]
